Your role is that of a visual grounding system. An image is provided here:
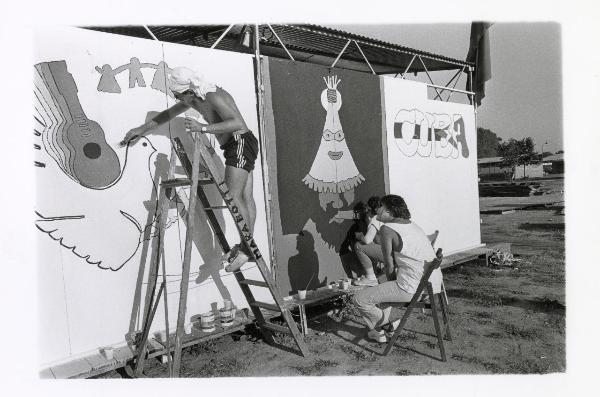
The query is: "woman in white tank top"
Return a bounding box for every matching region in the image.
[351,194,443,343]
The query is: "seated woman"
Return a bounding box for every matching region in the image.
[351,194,443,343]
[352,196,383,286]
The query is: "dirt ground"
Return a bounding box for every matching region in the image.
[97,178,565,378]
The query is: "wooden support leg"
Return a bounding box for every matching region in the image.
[438,293,452,341]
[299,304,308,336]
[383,307,413,356]
[427,285,446,362]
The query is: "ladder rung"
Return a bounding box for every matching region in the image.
[261,321,292,335]
[162,178,214,188]
[162,178,191,188]
[238,279,269,288]
[250,301,281,312]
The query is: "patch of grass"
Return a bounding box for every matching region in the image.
[183,357,249,378]
[423,340,437,349]
[484,331,504,339]
[395,369,413,375]
[346,367,362,375]
[501,357,551,374]
[450,353,501,372]
[499,322,542,340]
[288,365,314,376]
[339,344,377,362]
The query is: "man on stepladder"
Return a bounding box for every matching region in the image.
[121,66,258,272]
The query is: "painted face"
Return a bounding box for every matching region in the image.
[303,75,365,196]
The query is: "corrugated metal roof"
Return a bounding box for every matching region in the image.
[85,24,472,74]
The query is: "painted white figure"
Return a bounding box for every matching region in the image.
[302,75,365,211]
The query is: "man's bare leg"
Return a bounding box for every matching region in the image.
[223,165,253,271]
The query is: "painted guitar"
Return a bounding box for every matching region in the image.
[42,60,121,189]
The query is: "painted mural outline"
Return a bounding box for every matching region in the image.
[95,58,173,96]
[34,59,177,271]
[393,108,470,159]
[34,60,121,188]
[302,75,365,214]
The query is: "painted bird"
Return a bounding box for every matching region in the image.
[35,137,162,271]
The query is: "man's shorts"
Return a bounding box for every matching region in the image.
[220,131,259,172]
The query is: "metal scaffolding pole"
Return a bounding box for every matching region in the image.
[253,24,278,280]
[331,39,351,68]
[210,24,234,49]
[353,40,376,74]
[266,24,295,61]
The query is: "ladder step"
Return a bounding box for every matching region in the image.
[261,321,292,335]
[238,279,268,288]
[162,178,213,188]
[250,301,281,312]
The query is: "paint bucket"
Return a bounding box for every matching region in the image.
[342,279,350,291]
[200,312,216,333]
[338,279,345,289]
[184,322,194,334]
[102,346,114,360]
[223,299,233,310]
[219,307,235,327]
[297,289,307,300]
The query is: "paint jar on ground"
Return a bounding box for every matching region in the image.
[219,307,235,327]
[102,346,114,360]
[184,322,194,334]
[223,299,233,310]
[342,279,350,291]
[200,312,216,333]
[297,290,307,300]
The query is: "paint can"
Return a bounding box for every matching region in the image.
[102,346,114,360]
[200,312,216,333]
[184,322,194,334]
[219,307,236,327]
[297,289,307,300]
[341,279,350,291]
[223,299,233,310]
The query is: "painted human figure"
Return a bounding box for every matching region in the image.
[128,57,146,88]
[150,61,172,95]
[302,75,364,211]
[95,64,122,93]
[121,67,258,272]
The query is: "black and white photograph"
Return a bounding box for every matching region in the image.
[1,0,598,395]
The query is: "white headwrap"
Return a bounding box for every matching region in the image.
[167,66,217,100]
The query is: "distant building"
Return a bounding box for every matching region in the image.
[543,153,564,174]
[478,156,512,181]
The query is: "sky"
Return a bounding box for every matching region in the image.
[332,23,563,154]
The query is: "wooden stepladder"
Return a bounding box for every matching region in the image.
[132,132,309,378]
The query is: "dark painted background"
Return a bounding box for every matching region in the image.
[267,58,386,293]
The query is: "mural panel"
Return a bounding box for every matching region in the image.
[267,58,386,294]
[383,77,481,253]
[35,27,268,366]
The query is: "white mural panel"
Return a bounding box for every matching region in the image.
[34,27,270,366]
[383,77,481,254]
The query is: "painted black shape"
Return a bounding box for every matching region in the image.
[83,142,101,159]
[34,144,41,150]
[34,129,42,136]
[34,115,46,127]
[34,161,46,167]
